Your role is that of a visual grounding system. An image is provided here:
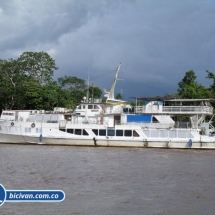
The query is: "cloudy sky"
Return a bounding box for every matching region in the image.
[0,0,215,100]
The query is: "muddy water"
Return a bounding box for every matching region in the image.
[0,144,215,215]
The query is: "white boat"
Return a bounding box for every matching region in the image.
[1,64,215,149]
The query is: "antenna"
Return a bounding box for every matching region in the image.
[91,83,94,102]
[86,61,90,102]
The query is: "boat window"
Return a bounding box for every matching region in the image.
[83,129,89,136]
[108,129,115,136]
[133,130,139,137]
[77,105,81,109]
[67,129,73,134]
[25,128,31,133]
[88,105,93,109]
[36,128,39,133]
[152,117,159,123]
[2,112,15,116]
[150,130,159,137]
[94,105,100,109]
[75,129,82,135]
[116,130,123,136]
[59,128,66,132]
[82,105,85,109]
[99,129,106,136]
[123,108,134,113]
[92,129,98,135]
[36,115,43,122]
[124,130,132,137]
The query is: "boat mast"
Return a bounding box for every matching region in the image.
[86,61,90,102]
[108,63,121,100]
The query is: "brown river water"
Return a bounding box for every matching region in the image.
[0,144,215,215]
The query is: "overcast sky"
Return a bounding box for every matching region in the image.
[1,0,215,100]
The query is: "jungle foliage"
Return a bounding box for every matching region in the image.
[177,70,213,99]
[0,52,102,111]
[1,51,215,112]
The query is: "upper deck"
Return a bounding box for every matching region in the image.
[135,105,213,115]
[134,98,215,116]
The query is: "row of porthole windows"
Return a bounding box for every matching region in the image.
[2,113,15,116]
[25,128,42,133]
[59,128,89,136]
[77,104,100,110]
[59,128,139,137]
[92,129,139,137]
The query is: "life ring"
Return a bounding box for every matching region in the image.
[11,122,14,126]
[31,123,35,128]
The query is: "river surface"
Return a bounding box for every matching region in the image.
[0,144,215,215]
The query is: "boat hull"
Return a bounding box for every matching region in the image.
[1,133,215,149]
[1,121,215,149]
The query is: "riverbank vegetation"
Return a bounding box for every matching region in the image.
[0,51,102,111]
[0,51,215,111]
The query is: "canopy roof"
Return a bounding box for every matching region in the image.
[132,97,215,102]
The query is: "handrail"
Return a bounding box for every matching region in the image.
[135,106,213,114]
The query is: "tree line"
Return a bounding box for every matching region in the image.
[176,70,215,99]
[0,51,102,111]
[1,51,215,112]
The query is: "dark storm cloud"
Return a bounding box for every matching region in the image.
[0,0,104,49]
[0,0,215,98]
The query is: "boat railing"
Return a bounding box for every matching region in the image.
[118,121,174,128]
[117,120,192,128]
[135,106,213,114]
[174,121,191,128]
[209,123,215,131]
[142,129,194,138]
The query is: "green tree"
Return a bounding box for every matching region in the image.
[194,84,213,98]
[40,81,72,110]
[0,58,23,109]
[58,76,87,108]
[0,51,59,110]
[88,85,102,100]
[17,51,58,84]
[178,70,212,99]
[178,70,197,97]
[22,79,43,110]
[206,70,215,95]
[115,93,122,100]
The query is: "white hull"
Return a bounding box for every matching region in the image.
[1,131,215,149]
[1,105,215,149]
